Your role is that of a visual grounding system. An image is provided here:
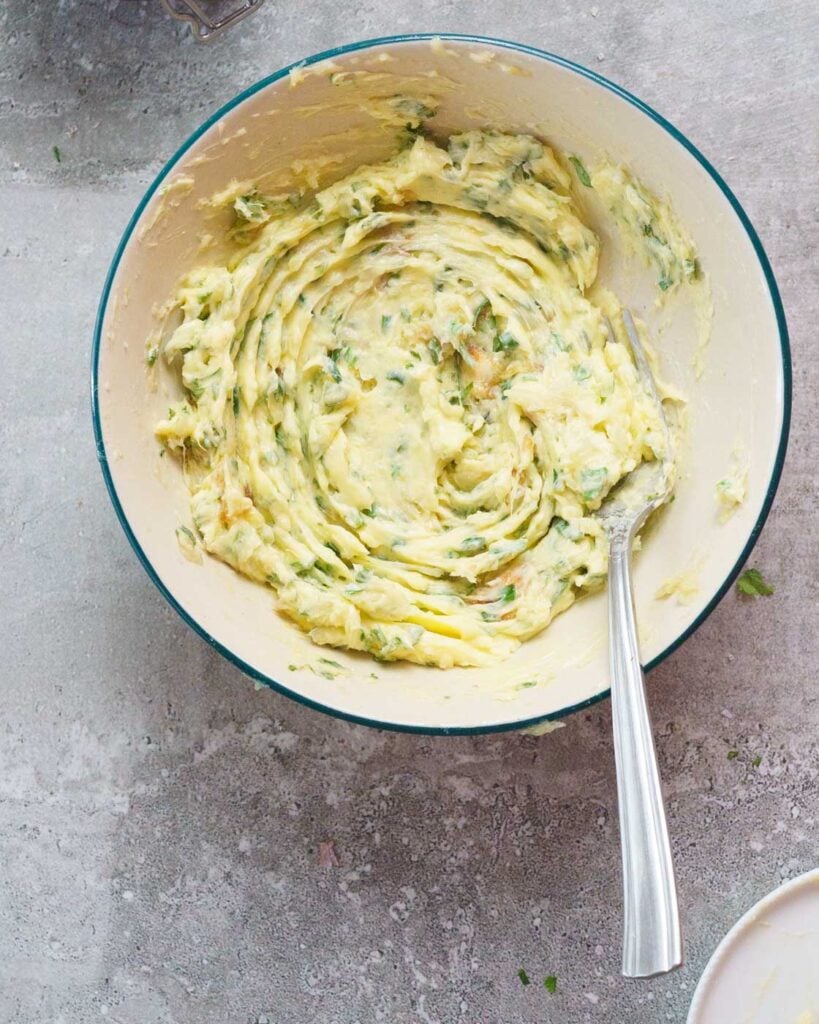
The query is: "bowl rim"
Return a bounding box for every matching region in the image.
[686,867,819,1023]
[91,32,792,736]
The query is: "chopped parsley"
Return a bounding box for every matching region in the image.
[737,568,774,597]
[458,536,488,556]
[544,975,557,994]
[581,466,608,501]
[473,298,494,329]
[684,256,700,280]
[234,192,267,223]
[751,755,762,769]
[569,155,591,187]
[493,331,519,353]
[501,583,516,603]
[52,145,62,163]
[517,968,530,986]
[391,96,436,119]
[727,749,739,760]
[329,345,353,364]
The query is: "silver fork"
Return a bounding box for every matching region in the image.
[596,310,682,978]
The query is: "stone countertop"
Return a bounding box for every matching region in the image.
[1,1,816,1021]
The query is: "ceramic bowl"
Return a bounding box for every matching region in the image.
[92,34,790,733]
[688,869,819,1023]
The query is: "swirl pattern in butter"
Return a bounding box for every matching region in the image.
[156,131,669,667]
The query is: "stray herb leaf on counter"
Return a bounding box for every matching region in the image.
[517,968,530,986]
[727,750,739,760]
[737,568,774,597]
[52,145,62,163]
[751,755,762,768]
[569,155,591,187]
[544,975,557,994]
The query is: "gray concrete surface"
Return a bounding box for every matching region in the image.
[1,1,817,1021]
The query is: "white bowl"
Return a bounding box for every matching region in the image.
[92,34,790,733]
[688,869,819,1023]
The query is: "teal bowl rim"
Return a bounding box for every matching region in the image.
[91,32,791,736]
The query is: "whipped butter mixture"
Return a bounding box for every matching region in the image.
[155,130,689,668]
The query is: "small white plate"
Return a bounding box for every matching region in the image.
[688,869,819,1024]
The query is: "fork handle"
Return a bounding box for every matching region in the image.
[608,533,682,978]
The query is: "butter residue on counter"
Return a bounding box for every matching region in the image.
[520,719,565,736]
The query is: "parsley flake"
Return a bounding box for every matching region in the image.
[737,568,774,597]
[569,155,591,187]
[493,331,519,353]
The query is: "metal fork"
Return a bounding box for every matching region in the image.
[596,310,682,978]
